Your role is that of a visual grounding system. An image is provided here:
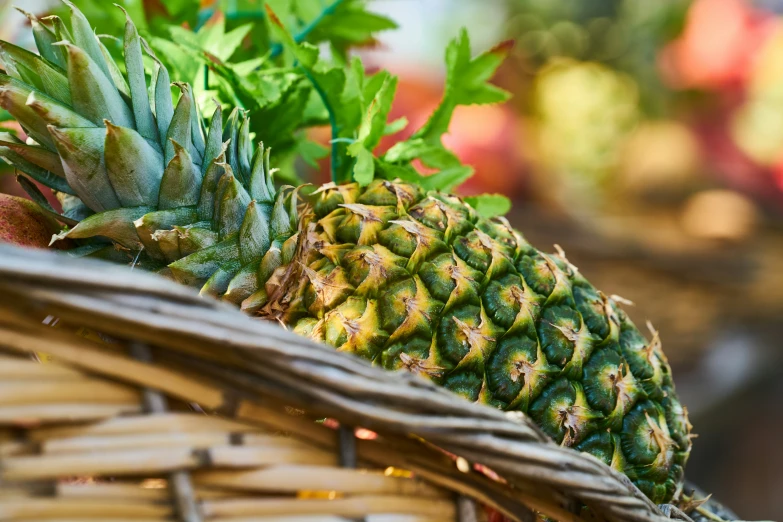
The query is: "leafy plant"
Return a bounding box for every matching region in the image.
[266,8,514,215]
[4,0,512,215]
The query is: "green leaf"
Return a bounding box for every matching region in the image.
[169,237,241,288]
[0,138,65,178]
[0,41,71,106]
[414,30,511,143]
[355,74,397,152]
[200,260,242,297]
[375,159,473,193]
[104,121,164,207]
[213,24,253,61]
[120,6,158,143]
[159,140,201,210]
[295,138,329,167]
[16,8,67,68]
[384,117,408,136]
[57,192,93,222]
[165,85,193,165]
[63,0,114,83]
[60,41,134,128]
[0,74,57,150]
[51,206,154,250]
[26,90,95,130]
[464,194,512,218]
[0,152,73,195]
[48,126,118,208]
[152,60,175,148]
[238,200,271,265]
[267,6,319,68]
[306,1,398,57]
[216,171,251,240]
[198,153,226,222]
[347,142,374,186]
[232,57,267,76]
[134,206,199,261]
[384,139,461,169]
[15,174,78,227]
[420,165,474,192]
[267,5,365,183]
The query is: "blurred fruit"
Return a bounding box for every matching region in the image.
[731,24,783,167]
[619,120,701,196]
[532,59,638,206]
[680,189,758,241]
[0,193,62,249]
[659,0,775,90]
[442,104,528,197]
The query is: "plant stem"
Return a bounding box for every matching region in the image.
[300,67,343,183]
[269,0,347,59]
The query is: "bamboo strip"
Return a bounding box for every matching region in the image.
[0,326,226,410]
[4,515,167,522]
[0,441,28,458]
[1,444,340,482]
[0,498,171,518]
[1,447,201,480]
[207,444,337,467]
[27,413,263,443]
[0,381,140,406]
[57,482,255,500]
[0,356,83,380]
[193,466,447,498]
[4,515,453,522]
[201,495,456,518]
[42,433,231,454]
[0,404,141,424]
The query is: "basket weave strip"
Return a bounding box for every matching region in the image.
[0,245,679,522]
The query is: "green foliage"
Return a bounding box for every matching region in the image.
[266,4,511,213]
[373,29,512,210]
[415,30,512,143]
[9,0,513,214]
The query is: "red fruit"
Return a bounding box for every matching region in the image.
[659,0,776,91]
[0,193,63,249]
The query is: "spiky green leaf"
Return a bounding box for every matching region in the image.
[104,121,164,207]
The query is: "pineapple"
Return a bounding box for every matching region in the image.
[0,2,691,505]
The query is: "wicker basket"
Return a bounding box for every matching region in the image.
[0,244,702,522]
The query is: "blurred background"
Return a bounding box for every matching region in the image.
[1,0,781,518]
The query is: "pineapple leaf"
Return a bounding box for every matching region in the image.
[0,132,74,195]
[15,174,78,227]
[51,205,154,250]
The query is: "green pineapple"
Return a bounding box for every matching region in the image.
[0,2,691,504]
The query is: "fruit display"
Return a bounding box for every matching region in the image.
[0,0,696,509]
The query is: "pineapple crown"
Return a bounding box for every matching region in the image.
[0,1,512,271]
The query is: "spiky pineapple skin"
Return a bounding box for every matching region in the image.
[264,180,691,504]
